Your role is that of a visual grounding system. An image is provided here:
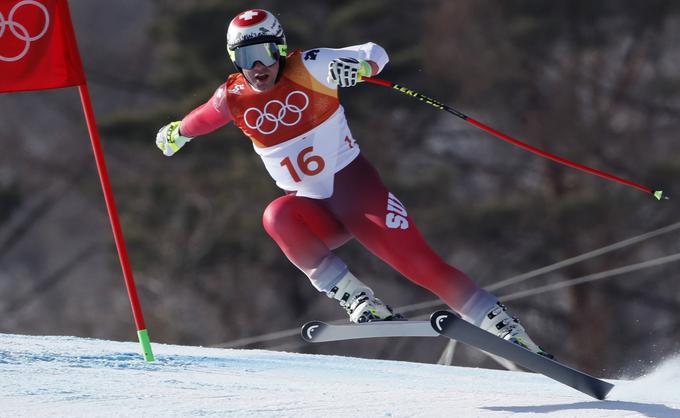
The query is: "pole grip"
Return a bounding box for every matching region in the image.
[360,76,394,87]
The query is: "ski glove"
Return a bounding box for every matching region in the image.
[156,121,192,157]
[327,57,373,88]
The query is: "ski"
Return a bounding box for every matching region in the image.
[300,312,614,399]
[301,320,438,343]
[430,310,615,400]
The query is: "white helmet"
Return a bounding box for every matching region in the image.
[226,9,287,70]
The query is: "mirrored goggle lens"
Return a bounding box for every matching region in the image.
[234,43,280,69]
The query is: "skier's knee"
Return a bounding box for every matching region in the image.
[262,195,298,236]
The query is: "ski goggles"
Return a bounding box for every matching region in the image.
[229,42,287,69]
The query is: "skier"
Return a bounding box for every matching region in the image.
[156,9,549,356]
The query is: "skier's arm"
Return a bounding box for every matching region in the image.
[302,43,389,89]
[156,85,234,157]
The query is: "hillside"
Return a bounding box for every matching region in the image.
[1,333,679,417]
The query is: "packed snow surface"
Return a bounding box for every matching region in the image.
[0,333,678,417]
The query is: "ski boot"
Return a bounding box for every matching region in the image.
[480,302,553,358]
[327,273,403,323]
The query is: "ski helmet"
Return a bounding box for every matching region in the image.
[226,9,287,70]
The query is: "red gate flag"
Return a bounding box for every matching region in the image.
[1,0,154,361]
[0,0,85,93]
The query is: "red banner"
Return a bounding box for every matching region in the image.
[0,0,85,93]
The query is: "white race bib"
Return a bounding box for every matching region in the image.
[254,106,359,198]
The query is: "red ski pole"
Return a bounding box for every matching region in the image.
[361,76,668,201]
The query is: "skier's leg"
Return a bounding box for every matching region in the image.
[263,194,351,290]
[325,155,482,312]
[263,194,398,322]
[326,155,549,354]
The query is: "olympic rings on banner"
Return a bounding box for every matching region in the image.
[0,0,50,62]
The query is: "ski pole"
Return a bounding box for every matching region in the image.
[361,76,668,201]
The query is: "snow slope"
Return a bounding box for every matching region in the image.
[0,333,678,417]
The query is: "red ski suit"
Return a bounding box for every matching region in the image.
[179,45,480,311]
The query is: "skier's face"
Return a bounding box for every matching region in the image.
[243,60,280,92]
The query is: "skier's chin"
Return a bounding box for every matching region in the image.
[250,74,275,92]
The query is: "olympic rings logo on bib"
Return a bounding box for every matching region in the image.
[0,0,50,63]
[244,91,310,135]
